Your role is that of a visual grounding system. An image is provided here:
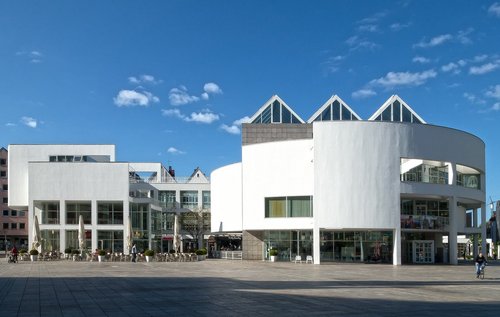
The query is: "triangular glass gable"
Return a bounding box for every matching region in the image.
[368,95,426,124]
[307,95,361,123]
[250,95,304,124]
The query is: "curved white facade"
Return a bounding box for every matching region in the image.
[211,95,486,265]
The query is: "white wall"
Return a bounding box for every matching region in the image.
[242,139,314,230]
[8,144,115,207]
[210,163,242,232]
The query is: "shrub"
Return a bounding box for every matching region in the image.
[195,248,207,255]
[169,249,176,254]
[269,249,278,256]
[71,249,81,255]
[64,248,72,254]
[98,250,106,256]
[144,249,155,256]
[19,249,28,254]
[29,249,39,255]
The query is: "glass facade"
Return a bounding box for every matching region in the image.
[251,99,301,124]
[66,229,91,250]
[66,202,91,224]
[320,230,393,263]
[97,202,123,225]
[313,99,358,122]
[181,191,198,209]
[97,230,123,253]
[158,191,176,209]
[130,203,149,252]
[373,99,422,123]
[202,191,211,209]
[38,201,60,224]
[401,198,449,230]
[41,229,60,251]
[264,230,313,261]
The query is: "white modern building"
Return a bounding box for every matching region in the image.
[7,144,211,255]
[211,95,486,265]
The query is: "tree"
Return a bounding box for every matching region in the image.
[180,208,210,250]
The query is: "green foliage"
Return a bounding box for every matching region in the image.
[98,250,106,256]
[269,249,278,256]
[29,249,39,255]
[195,248,207,255]
[19,249,28,254]
[144,249,155,256]
[71,249,81,255]
[64,248,73,254]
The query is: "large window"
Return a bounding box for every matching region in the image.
[181,191,198,209]
[456,164,481,190]
[400,199,449,230]
[400,159,448,184]
[66,202,91,224]
[37,201,60,224]
[202,191,211,209]
[97,230,123,253]
[66,229,91,250]
[97,202,123,225]
[264,230,313,261]
[265,196,313,218]
[159,191,176,209]
[41,230,60,252]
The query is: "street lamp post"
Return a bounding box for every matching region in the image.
[489,199,500,259]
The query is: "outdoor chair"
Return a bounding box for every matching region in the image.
[294,255,302,263]
[306,255,313,264]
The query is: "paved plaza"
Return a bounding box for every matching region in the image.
[0,259,499,317]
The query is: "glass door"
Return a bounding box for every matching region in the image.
[412,240,434,264]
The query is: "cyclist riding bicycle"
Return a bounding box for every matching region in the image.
[475,252,487,278]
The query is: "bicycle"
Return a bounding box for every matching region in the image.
[477,263,486,279]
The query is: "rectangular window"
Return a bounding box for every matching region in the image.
[36,201,60,224]
[158,191,176,209]
[202,191,211,209]
[11,223,17,229]
[2,184,7,190]
[3,210,8,216]
[180,191,198,210]
[266,196,313,218]
[97,230,124,253]
[0,159,6,165]
[11,210,17,217]
[19,211,25,217]
[66,202,92,224]
[3,223,8,229]
[265,197,286,217]
[2,197,7,204]
[97,202,124,225]
[288,196,312,217]
[0,171,6,177]
[19,223,25,229]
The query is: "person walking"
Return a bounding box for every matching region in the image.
[131,244,137,263]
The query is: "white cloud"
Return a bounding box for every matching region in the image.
[357,24,378,32]
[412,56,430,64]
[167,147,185,155]
[161,108,185,120]
[345,36,378,51]
[168,86,200,106]
[369,69,437,88]
[128,74,161,85]
[357,11,388,24]
[203,82,223,95]
[352,89,377,99]
[456,28,474,45]
[473,55,488,63]
[463,92,486,105]
[441,62,460,73]
[489,2,500,17]
[201,92,209,100]
[220,116,251,135]
[492,102,500,111]
[16,50,43,63]
[469,62,500,75]
[390,22,411,31]
[414,34,453,48]
[5,123,16,127]
[21,116,37,128]
[322,55,345,74]
[185,111,220,124]
[114,90,159,107]
[486,85,500,99]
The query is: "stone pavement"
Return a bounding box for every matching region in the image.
[0,259,499,317]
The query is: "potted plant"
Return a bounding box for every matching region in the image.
[98,249,106,262]
[144,249,155,262]
[64,248,72,260]
[29,249,39,262]
[195,248,207,261]
[269,248,278,262]
[71,249,81,261]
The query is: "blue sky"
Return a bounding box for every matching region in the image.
[1,1,500,205]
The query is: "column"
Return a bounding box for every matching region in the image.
[394,227,401,265]
[481,203,487,254]
[313,226,320,264]
[448,196,458,265]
